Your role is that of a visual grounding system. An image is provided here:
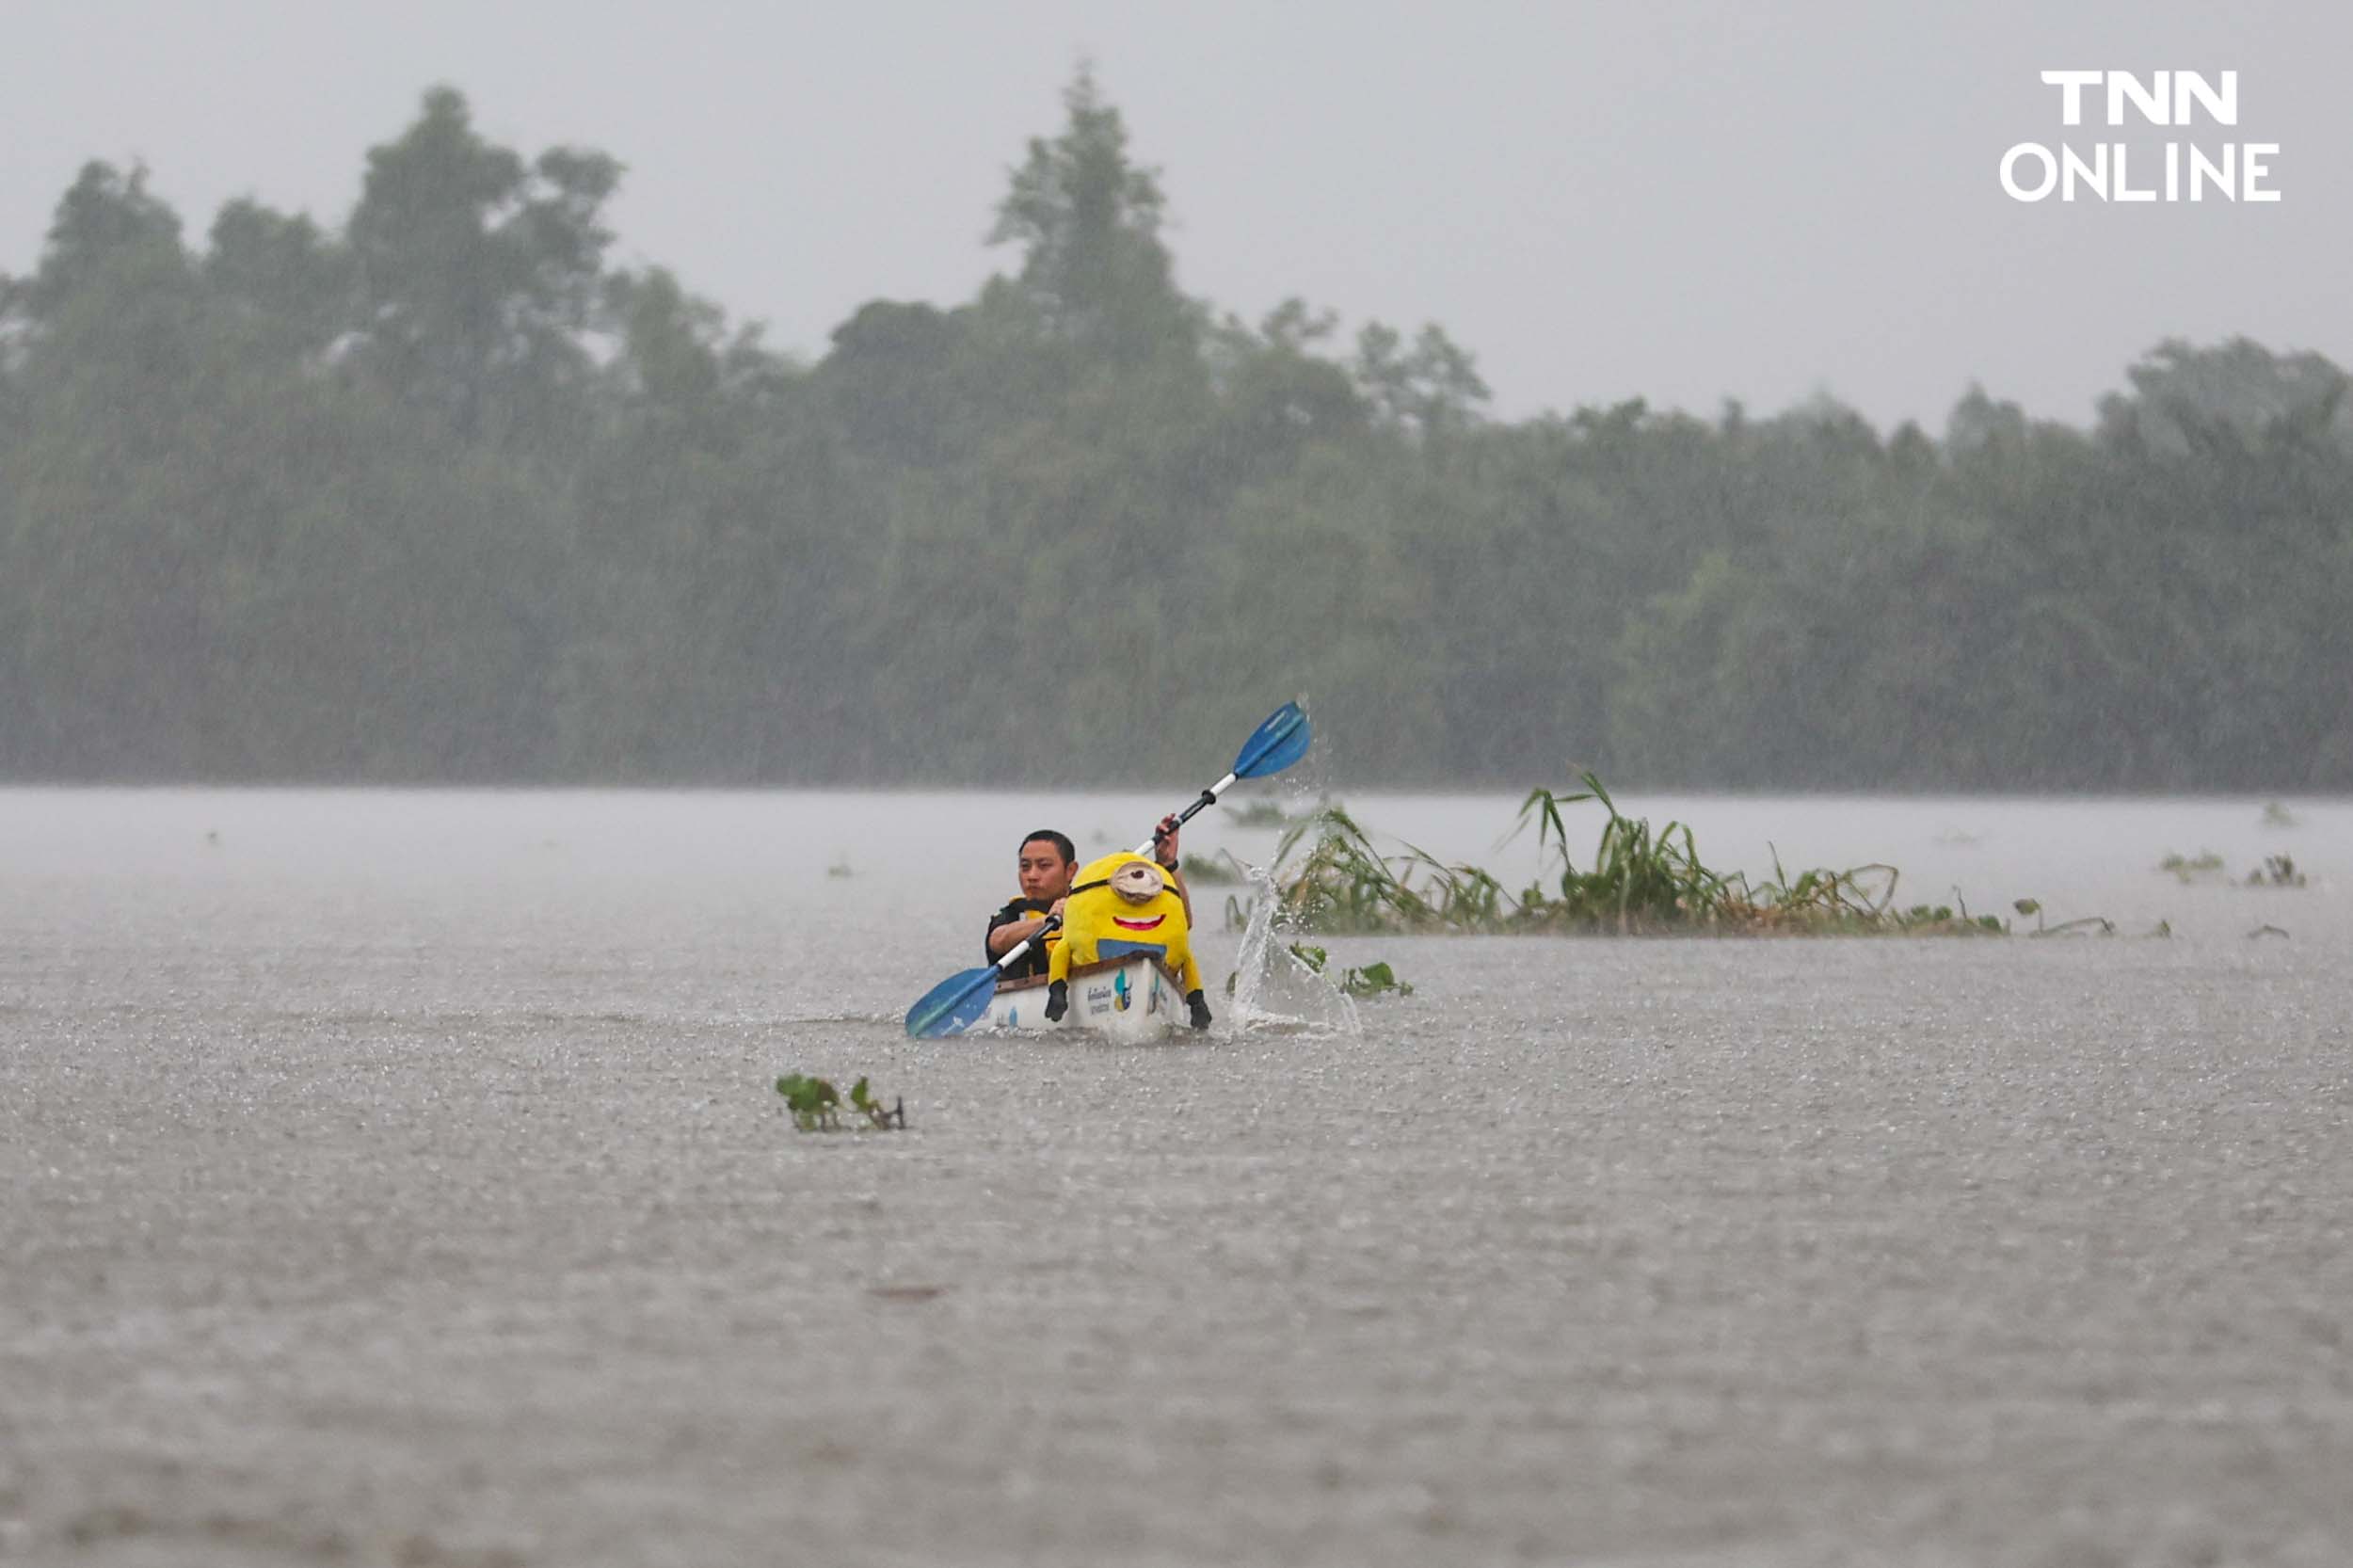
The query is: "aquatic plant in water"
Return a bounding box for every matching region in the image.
[1286,943,1415,1000]
[1269,775,2025,937]
[1263,805,1508,934]
[775,1074,905,1131]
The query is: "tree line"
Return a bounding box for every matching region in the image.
[3,75,2348,789]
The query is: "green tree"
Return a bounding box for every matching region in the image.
[16,161,184,323]
[988,66,1201,368]
[1353,321,1491,440]
[204,199,352,358]
[1197,300,1371,485]
[6,72,2352,793]
[345,86,621,443]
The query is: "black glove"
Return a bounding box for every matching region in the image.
[1187,988,1212,1031]
[1044,980,1068,1022]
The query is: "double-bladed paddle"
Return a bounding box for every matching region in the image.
[904,700,1312,1037]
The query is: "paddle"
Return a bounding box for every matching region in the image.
[904,700,1312,1037]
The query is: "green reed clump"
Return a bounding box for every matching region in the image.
[1512,776,1742,931]
[1271,774,2018,937]
[2158,849,2227,882]
[2249,854,2306,888]
[1271,806,1504,933]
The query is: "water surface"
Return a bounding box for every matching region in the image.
[3,789,2347,1565]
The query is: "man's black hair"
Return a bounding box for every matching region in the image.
[1019,829,1077,866]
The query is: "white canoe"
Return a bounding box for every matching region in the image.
[984,953,1189,1043]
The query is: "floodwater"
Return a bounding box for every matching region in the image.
[3,788,2348,1567]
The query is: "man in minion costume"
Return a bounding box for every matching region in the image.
[1044,851,1213,1031]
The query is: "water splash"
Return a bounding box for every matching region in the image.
[1226,858,1360,1036]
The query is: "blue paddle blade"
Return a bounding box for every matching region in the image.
[904,967,1000,1037]
[1232,701,1311,779]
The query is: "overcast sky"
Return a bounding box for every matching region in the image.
[5,1,2345,432]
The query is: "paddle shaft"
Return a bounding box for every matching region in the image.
[1145,775,1234,855]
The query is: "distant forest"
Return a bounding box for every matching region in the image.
[4,75,2350,790]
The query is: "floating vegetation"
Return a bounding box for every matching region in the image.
[1344,961,1413,999]
[2010,897,2116,936]
[775,1074,905,1131]
[1287,942,1415,1000]
[1268,775,2031,937]
[2248,855,2307,888]
[2248,923,2291,939]
[1177,852,1246,886]
[2261,801,2299,828]
[825,856,856,879]
[2153,851,2308,888]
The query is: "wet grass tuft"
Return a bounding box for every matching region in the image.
[1268,775,2030,937]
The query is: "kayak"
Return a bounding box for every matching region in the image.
[983,952,1189,1043]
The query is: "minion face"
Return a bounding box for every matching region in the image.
[1048,852,1202,997]
[1109,860,1169,930]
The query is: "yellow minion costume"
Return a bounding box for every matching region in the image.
[1044,852,1211,1030]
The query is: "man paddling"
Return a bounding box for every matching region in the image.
[985,829,1079,980]
[907,703,1309,1039]
[985,821,1189,980]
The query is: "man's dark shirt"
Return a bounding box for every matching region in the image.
[985,897,1060,980]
